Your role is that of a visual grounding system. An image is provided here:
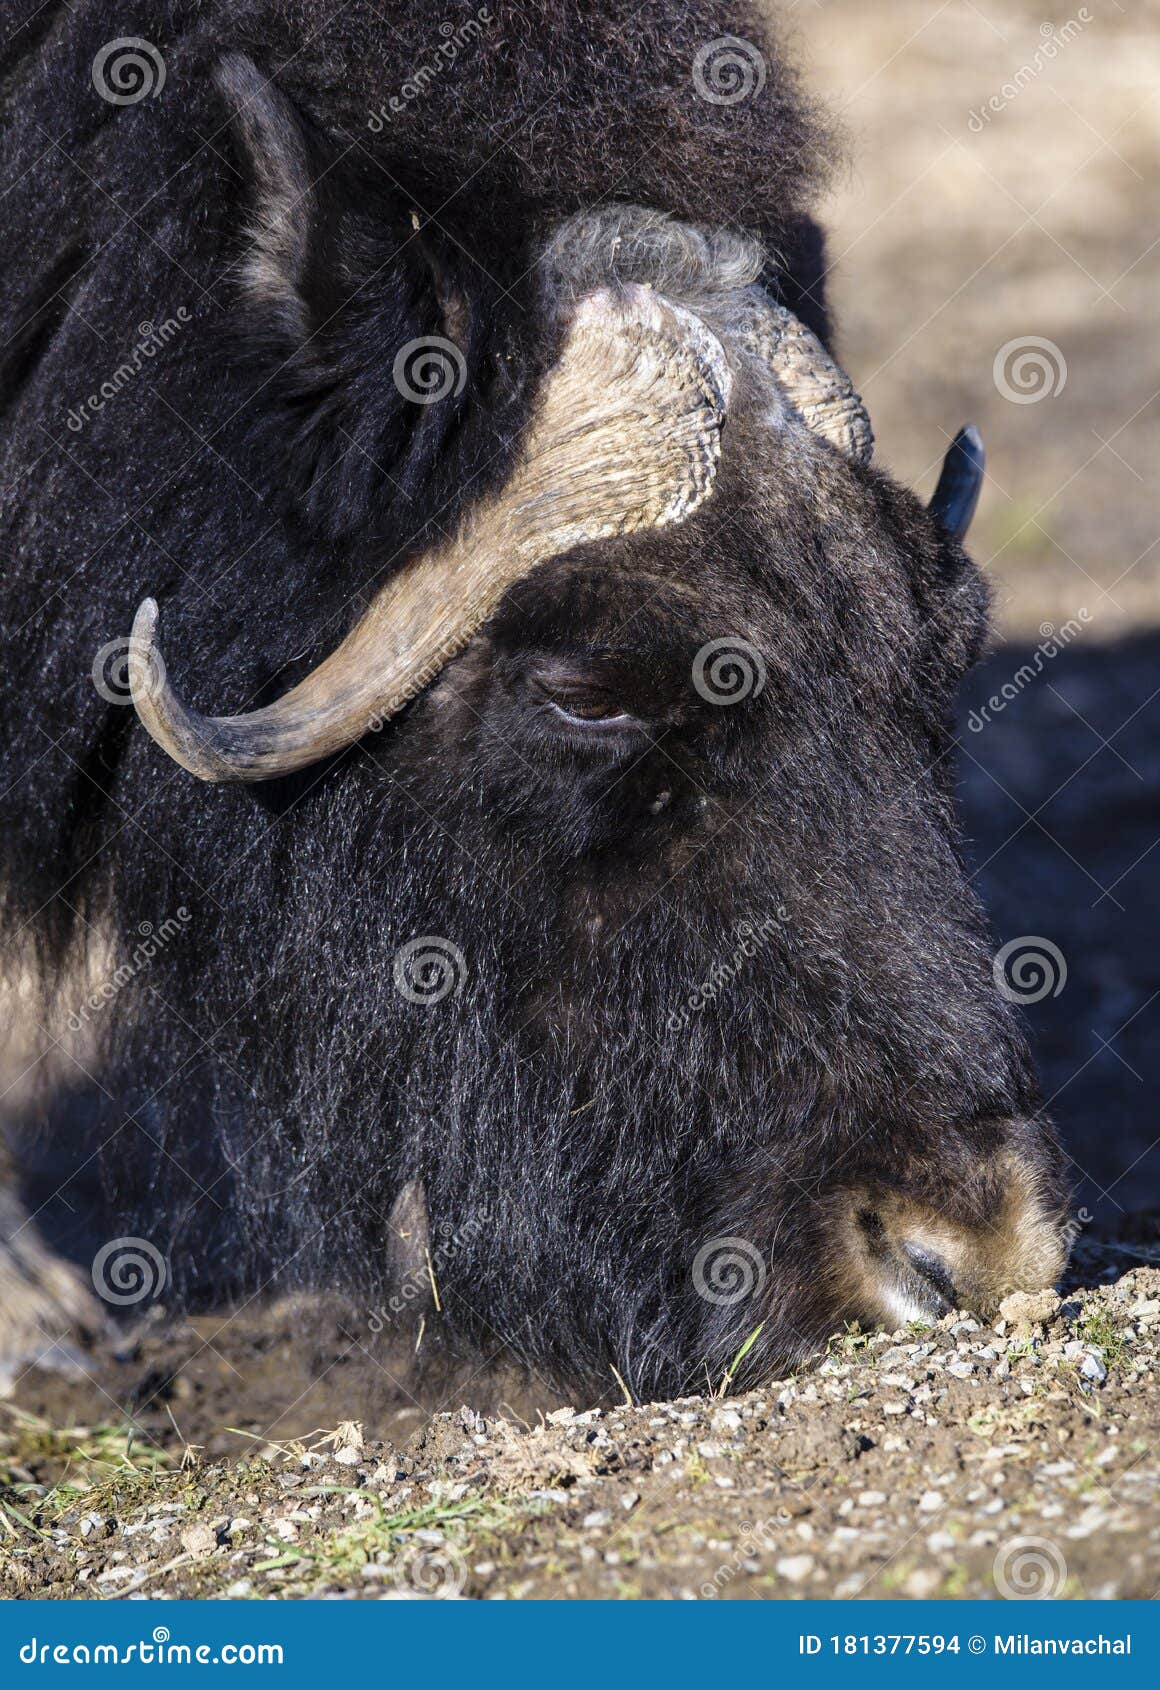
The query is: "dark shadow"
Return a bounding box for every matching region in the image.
[957,630,1160,1228]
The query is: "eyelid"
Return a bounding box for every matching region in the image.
[544,698,641,730]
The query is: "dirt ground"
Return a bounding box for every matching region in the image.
[2,0,1158,1601]
[2,1242,1157,1600]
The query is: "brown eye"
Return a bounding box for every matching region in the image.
[545,694,636,728]
[549,695,631,723]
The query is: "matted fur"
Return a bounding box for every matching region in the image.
[0,2,1068,1396]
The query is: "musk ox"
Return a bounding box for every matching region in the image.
[0,0,1069,1400]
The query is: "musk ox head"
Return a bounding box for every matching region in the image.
[110,59,1066,1397]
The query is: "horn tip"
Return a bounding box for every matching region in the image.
[131,595,160,644]
[955,423,985,463]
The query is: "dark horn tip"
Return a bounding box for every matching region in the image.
[955,423,985,465]
[929,424,985,541]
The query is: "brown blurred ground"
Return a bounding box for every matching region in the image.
[788,1,1160,1221]
[797,0,1159,638]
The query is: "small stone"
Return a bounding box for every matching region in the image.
[918,1490,943,1513]
[904,1569,941,1598]
[225,1579,253,1598]
[582,1511,611,1530]
[1081,1352,1108,1384]
[999,1290,1061,1332]
[776,1554,815,1584]
[333,1446,362,1466]
[546,1407,576,1426]
[180,1523,217,1558]
[857,1490,886,1508]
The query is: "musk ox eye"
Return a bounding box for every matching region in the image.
[522,660,648,736]
[544,694,638,729]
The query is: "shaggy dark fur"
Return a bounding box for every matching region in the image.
[0,1,1067,1398]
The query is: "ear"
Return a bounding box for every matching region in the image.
[212,55,498,543]
[214,53,317,341]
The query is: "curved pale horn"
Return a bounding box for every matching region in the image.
[127,286,731,782]
[740,299,873,463]
[928,425,984,540]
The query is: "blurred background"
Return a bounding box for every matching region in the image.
[797,0,1159,1220]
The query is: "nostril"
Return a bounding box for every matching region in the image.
[857,1209,886,1246]
[900,1241,958,1310]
